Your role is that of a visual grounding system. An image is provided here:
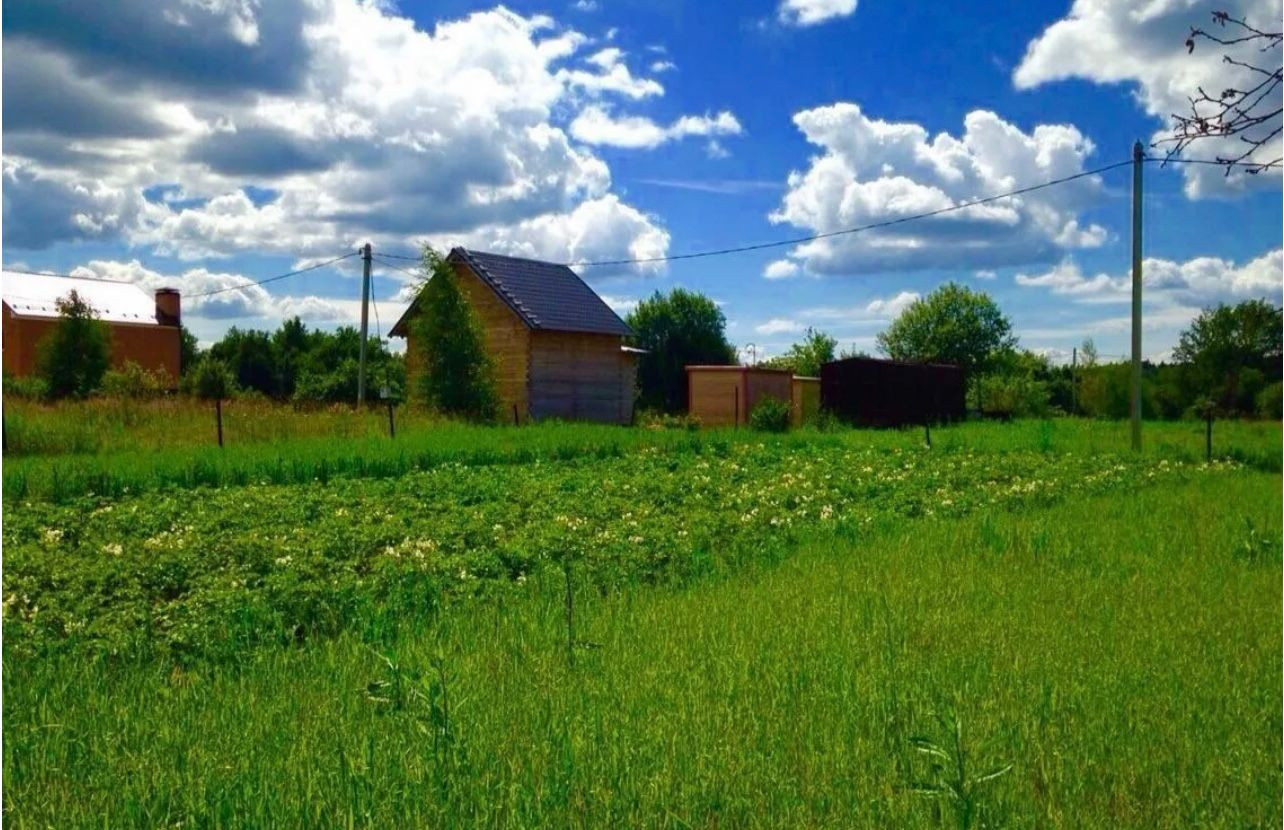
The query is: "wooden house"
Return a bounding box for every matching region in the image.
[390,248,638,425]
[2,270,182,383]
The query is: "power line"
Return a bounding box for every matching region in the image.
[372,254,423,280]
[1,267,133,283]
[187,252,359,298]
[569,159,1135,268]
[1148,155,1282,167]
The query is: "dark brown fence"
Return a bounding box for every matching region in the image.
[820,357,965,427]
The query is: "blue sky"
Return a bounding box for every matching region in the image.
[3,0,1280,362]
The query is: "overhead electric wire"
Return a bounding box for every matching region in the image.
[187,251,360,298]
[371,254,424,280]
[566,158,1137,268]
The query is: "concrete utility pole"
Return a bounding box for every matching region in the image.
[357,242,372,406]
[1130,141,1143,451]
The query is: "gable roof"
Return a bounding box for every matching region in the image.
[390,248,631,338]
[2,271,163,325]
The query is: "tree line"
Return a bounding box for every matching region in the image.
[9,264,1281,424]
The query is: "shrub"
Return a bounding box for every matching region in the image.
[804,407,841,432]
[748,396,790,432]
[978,373,1050,418]
[3,372,48,400]
[192,358,235,401]
[100,361,169,399]
[1255,381,1281,420]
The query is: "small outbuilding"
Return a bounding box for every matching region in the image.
[820,355,965,427]
[2,270,182,383]
[686,365,793,427]
[390,248,637,425]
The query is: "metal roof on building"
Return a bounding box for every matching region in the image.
[2,271,162,325]
[390,248,632,338]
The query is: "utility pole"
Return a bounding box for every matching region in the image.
[357,242,372,406]
[1130,141,1143,451]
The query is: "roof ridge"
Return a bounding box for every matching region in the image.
[459,248,543,328]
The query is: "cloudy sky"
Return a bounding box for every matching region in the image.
[3,0,1281,361]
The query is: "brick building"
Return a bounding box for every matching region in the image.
[2,271,182,384]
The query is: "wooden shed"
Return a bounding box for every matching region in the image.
[391,248,637,425]
[820,356,965,427]
[2,270,182,384]
[791,376,820,427]
[686,366,793,427]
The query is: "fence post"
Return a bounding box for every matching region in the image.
[512,404,519,426]
[924,418,931,449]
[734,386,739,428]
[215,398,224,448]
[387,400,396,438]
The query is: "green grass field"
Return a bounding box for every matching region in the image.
[2,411,1280,827]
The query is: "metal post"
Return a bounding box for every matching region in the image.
[357,242,372,406]
[734,386,739,428]
[1130,141,1143,451]
[215,398,224,448]
[387,400,396,439]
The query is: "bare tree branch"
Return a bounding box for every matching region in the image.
[1155,10,1283,175]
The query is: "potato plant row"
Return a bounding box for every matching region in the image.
[2,443,1234,660]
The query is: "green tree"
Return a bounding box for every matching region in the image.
[207,327,279,396]
[179,326,201,376]
[763,328,836,377]
[409,248,499,421]
[876,282,1016,408]
[1173,300,1282,414]
[192,358,235,447]
[36,289,112,399]
[626,288,737,412]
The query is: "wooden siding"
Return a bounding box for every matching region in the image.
[687,368,745,427]
[2,304,181,385]
[745,370,791,417]
[791,377,820,427]
[687,367,801,427]
[528,331,632,424]
[404,261,530,419]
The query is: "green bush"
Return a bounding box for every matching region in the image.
[100,361,169,399]
[3,372,48,400]
[979,373,1050,418]
[748,396,790,432]
[192,359,235,401]
[1256,381,1282,420]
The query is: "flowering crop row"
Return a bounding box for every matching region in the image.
[2,442,1236,660]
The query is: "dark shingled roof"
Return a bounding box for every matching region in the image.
[391,248,631,338]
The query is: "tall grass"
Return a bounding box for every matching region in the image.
[4,474,1279,827]
[4,411,1279,503]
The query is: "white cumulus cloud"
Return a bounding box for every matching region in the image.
[769,103,1108,274]
[1014,0,1283,197]
[569,106,742,149]
[778,0,857,27]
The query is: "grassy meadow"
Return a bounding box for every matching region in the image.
[2,401,1280,827]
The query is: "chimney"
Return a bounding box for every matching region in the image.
[155,288,181,327]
